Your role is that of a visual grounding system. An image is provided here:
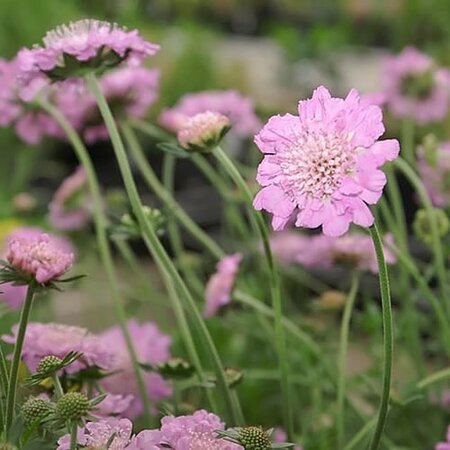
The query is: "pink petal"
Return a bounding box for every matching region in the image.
[253,185,295,218]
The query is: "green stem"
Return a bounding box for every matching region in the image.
[38,99,152,425]
[5,280,36,433]
[401,118,415,167]
[69,422,77,450]
[52,374,64,399]
[344,417,377,450]
[86,73,238,424]
[368,223,394,450]
[213,145,293,437]
[337,273,360,449]
[416,367,450,390]
[394,158,449,314]
[124,123,224,260]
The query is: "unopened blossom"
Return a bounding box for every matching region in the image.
[177,111,231,151]
[6,232,74,283]
[383,46,450,123]
[253,86,399,236]
[2,322,115,373]
[417,141,450,207]
[131,409,242,449]
[0,58,61,144]
[57,417,133,450]
[17,19,160,86]
[99,319,172,418]
[204,253,242,318]
[49,166,91,230]
[0,227,73,308]
[435,427,450,450]
[59,66,160,143]
[159,90,261,138]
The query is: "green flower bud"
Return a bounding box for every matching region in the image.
[225,368,244,388]
[238,426,271,450]
[37,355,63,376]
[156,357,195,380]
[413,208,449,245]
[56,392,90,421]
[22,397,54,423]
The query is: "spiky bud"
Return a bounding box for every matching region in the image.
[238,426,271,450]
[37,355,63,376]
[56,392,90,421]
[22,397,54,423]
[156,357,195,380]
[225,368,244,388]
[413,208,449,245]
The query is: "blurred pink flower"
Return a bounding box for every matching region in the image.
[435,427,450,450]
[0,58,61,144]
[94,393,134,417]
[131,409,242,449]
[383,46,450,123]
[6,232,74,283]
[177,111,230,150]
[253,86,399,236]
[274,427,303,450]
[159,90,261,138]
[204,253,242,318]
[417,141,450,207]
[58,66,160,143]
[49,166,91,230]
[57,417,134,450]
[2,322,116,373]
[17,19,159,87]
[99,319,172,418]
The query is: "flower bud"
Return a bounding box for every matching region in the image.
[56,392,90,421]
[238,426,271,450]
[155,357,195,380]
[177,111,230,152]
[225,368,244,388]
[22,397,54,423]
[37,355,63,376]
[413,208,449,245]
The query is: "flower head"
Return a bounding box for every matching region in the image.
[99,320,172,418]
[49,166,91,230]
[159,90,261,138]
[57,417,133,450]
[2,322,115,373]
[417,141,450,207]
[5,232,74,284]
[383,47,450,123]
[204,253,242,318]
[17,19,160,86]
[253,86,399,236]
[177,111,231,151]
[435,426,450,450]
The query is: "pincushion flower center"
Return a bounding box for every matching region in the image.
[280,131,355,200]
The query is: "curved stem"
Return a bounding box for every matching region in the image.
[69,422,77,450]
[38,99,151,425]
[213,145,293,437]
[86,73,238,424]
[336,273,360,449]
[344,417,377,450]
[416,367,450,390]
[5,280,36,432]
[52,374,64,399]
[368,223,394,450]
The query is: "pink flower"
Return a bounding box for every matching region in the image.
[17,19,160,86]
[177,111,231,151]
[0,58,61,144]
[49,166,91,230]
[0,227,74,308]
[159,90,261,138]
[57,417,134,450]
[131,409,242,449]
[99,320,172,418]
[94,393,134,417]
[2,322,115,373]
[417,141,450,207]
[58,66,160,143]
[383,46,450,124]
[253,86,399,236]
[436,427,450,450]
[204,253,242,318]
[273,428,303,450]
[6,232,74,284]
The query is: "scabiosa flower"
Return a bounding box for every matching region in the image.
[17,19,160,87]
[5,232,74,284]
[435,427,450,450]
[159,90,261,138]
[177,111,231,152]
[417,141,450,207]
[204,253,242,318]
[383,47,450,124]
[57,417,133,450]
[2,322,115,374]
[99,319,172,418]
[253,86,399,236]
[0,58,61,144]
[59,66,160,143]
[132,409,242,449]
[49,166,91,231]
